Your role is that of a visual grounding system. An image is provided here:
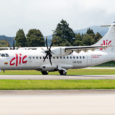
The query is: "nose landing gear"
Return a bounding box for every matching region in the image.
[3,69,5,73]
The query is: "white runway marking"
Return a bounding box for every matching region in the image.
[0,75,115,80]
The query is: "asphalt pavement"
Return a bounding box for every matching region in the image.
[0,90,115,115]
[0,75,115,80]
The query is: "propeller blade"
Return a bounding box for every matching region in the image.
[43,53,48,62]
[49,42,53,49]
[43,37,53,65]
[49,55,52,65]
[46,37,48,49]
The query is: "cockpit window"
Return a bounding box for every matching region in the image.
[1,54,5,57]
[5,54,9,57]
[0,53,9,57]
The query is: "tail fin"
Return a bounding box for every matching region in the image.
[95,22,115,50]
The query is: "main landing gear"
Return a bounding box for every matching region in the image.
[59,70,67,75]
[41,71,48,75]
[41,69,67,75]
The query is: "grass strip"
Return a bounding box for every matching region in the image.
[0,79,115,90]
[0,69,115,75]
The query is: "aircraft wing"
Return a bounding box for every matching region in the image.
[65,45,107,53]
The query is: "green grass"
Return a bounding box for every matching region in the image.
[0,69,115,90]
[1,69,115,75]
[0,79,115,90]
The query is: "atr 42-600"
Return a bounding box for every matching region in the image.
[0,22,115,75]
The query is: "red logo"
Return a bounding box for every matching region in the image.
[100,40,111,50]
[10,54,27,66]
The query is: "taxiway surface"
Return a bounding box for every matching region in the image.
[0,75,115,80]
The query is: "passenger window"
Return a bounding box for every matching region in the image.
[67,56,69,59]
[1,54,5,57]
[5,54,9,57]
[63,57,65,59]
[36,56,38,59]
[70,56,72,59]
[76,56,78,59]
[57,57,59,59]
[83,56,85,59]
[29,57,31,59]
[80,56,81,59]
[60,56,62,59]
[40,57,41,59]
[73,56,75,59]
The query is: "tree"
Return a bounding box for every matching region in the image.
[52,36,71,46]
[94,32,102,42]
[73,33,83,46]
[82,34,95,45]
[26,29,45,47]
[52,19,75,46]
[87,28,95,34]
[86,28,95,38]
[15,29,27,47]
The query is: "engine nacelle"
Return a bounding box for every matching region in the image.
[41,65,57,71]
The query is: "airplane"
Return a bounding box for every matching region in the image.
[0,22,114,75]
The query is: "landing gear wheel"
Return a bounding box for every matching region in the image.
[41,71,48,75]
[59,70,67,75]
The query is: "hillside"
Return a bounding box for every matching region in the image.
[0,35,14,47]
[75,26,109,36]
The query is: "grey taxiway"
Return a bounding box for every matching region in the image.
[0,75,115,80]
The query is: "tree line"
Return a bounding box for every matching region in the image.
[15,19,102,47]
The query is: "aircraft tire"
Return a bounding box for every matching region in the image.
[41,71,48,75]
[59,70,67,75]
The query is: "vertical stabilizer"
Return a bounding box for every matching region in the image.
[95,22,115,47]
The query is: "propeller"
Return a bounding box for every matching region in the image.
[43,37,53,65]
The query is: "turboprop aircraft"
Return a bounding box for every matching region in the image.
[0,22,114,75]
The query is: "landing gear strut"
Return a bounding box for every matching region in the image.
[3,69,5,73]
[59,70,67,75]
[41,71,48,75]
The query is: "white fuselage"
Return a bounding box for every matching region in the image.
[0,47,113,71]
